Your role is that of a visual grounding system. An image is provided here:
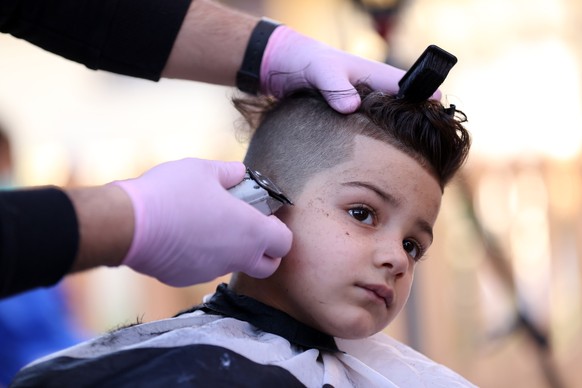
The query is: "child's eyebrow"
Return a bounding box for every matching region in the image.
[341,181,434,243]
[341,181,401,207]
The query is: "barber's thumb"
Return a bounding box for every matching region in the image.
[246,256,282,279]
[244,215,292,278]
[214,160,246,188]
[431,89,443,101]
[322,83,361,114]
[263,215,293,259]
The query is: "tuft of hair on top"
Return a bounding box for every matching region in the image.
[232,83,471,192]
[355,83,471,188]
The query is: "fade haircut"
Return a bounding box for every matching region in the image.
[234,84,471,198]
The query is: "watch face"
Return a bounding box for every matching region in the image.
[247,169,293,205]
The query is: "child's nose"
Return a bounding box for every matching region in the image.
[373,240,409,278]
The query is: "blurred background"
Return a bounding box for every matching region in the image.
[1,0,581,386]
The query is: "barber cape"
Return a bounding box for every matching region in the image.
[11,284,475,387]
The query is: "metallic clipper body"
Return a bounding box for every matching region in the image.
[228,168,293,215]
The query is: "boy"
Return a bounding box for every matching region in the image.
[10,85,473,387]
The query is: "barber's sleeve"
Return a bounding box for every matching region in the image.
[0,0,192,80]
[0,188,79,299]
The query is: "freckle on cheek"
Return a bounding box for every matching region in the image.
[345,231,350,236]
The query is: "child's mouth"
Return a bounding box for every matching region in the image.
[357,283,394,308]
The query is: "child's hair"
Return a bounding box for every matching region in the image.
[234,84,470,197]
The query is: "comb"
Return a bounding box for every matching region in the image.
[396,45,457,102]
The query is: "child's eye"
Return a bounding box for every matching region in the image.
[403,239,424,261]
[348,206,375,225]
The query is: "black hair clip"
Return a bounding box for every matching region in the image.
[444,104,457,116]
[397,45,458,103]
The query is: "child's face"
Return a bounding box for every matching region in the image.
[237,134,442,339]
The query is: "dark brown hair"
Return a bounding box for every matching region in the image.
[234,84,470,197]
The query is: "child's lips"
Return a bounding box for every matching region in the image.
[357,283,394,308]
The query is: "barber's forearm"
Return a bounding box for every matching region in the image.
[162,0,258,86]
[66,185,134,273]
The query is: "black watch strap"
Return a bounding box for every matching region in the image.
[236,18,281,95]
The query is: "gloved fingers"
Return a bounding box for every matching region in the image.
[261,215,293,259]
[349,61,405,96]
[243,215,292,278]
[244,256,282,279]
[318,81,361,114]
[355,62,443,101]
[212,160,247,189]
[315,63,442,113]
[240,214,292,279]
[303,57,405,113]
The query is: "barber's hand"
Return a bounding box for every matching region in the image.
[112,158,292,286]
[261,26,439,113]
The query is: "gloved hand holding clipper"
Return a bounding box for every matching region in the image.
[112,159,292,286]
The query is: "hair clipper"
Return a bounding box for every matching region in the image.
[228,168,293,215]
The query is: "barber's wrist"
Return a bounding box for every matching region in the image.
[67,185,134,272]
[236,18,282,94]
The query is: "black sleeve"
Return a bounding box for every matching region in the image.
[0,0,192,81]
[0,188,79,299]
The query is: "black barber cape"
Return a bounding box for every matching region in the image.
[10,284,475,387]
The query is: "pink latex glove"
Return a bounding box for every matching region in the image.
[112,158,292,286]
[260,26,441,114]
